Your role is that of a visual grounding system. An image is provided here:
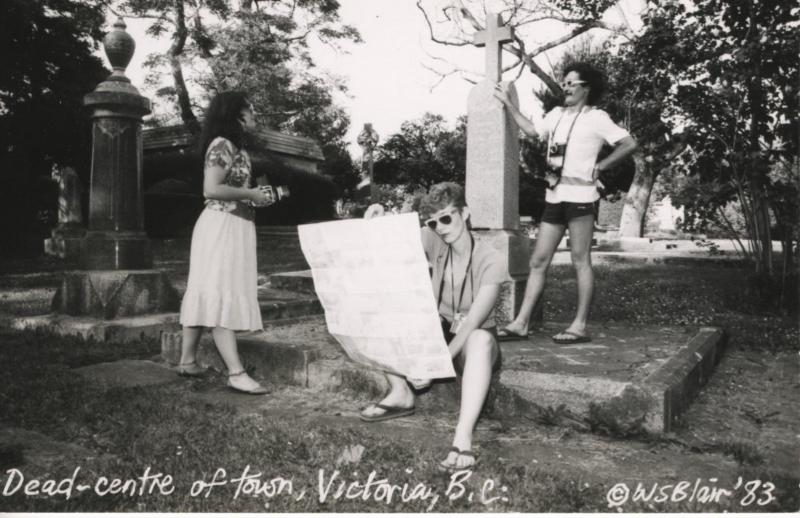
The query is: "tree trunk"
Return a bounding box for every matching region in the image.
[170,0,199,134]
[746,1,773,277]
[618,152,656,237]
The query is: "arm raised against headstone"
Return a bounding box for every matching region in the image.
[493,83,539,138]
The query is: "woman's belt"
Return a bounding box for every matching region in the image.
[205,200,255,221]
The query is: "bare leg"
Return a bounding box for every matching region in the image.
[360,372,415,418]
[179,326,203,365]
[554,214,594,339]
[212,327,266,392]
[442,329,497,469]
[503,222,565,335]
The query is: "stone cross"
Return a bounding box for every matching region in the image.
[356,122,379,204]
[465,12,518,230]
[464,12,530,329]
[473,13,514,83]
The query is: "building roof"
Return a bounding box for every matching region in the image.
[143,125,325,162]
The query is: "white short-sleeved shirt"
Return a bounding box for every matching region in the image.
[542,107,630,203]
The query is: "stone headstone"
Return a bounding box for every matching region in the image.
[465,13,531,327]
[44,166,86,259]
[54,166,83,226]
[466,13,519,230]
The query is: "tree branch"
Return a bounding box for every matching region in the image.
[415,0,471,47]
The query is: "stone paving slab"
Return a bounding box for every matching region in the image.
[160,316,726,436]
[74,359,182,388]
[500,323,726,433]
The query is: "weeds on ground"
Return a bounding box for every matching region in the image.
[545,263,799,351]
[1,262,798,512]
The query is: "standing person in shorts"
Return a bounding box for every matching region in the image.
[493,62,637,343]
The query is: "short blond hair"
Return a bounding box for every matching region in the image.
[418,182,466,217]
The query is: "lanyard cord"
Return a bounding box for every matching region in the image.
[546,107,583,165]
[437,234,475,316]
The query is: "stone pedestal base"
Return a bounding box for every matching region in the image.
[472,229,538,328]
[52,270,178,319]
[80,231,153,270]
[44,226,86,260]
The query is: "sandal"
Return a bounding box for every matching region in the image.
[439,446,477,471]
[359,403,415,422]
[175,361,206,377]
[497,328,532,342]
[227,370,269,395]
[552,331,591,344]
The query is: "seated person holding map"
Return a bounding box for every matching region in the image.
[360,182,509,471]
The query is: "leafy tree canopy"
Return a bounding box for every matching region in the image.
[115,0,361,190]
[0,0,108,173]
[374,113,467,190]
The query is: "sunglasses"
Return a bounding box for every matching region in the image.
[560,80,587,88]
[424,211,457,230]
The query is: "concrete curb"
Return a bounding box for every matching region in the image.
[643,326,727,432]
[584,327,726,435]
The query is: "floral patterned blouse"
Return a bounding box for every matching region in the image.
[204,136,252,212]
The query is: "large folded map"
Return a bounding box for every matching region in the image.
[297,213,456,379]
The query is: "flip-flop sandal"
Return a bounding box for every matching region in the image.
[175,361,206,377]
[359,403,415,423]
[552,331,592,344]
[439,447,478,471]
[497,328,532,342]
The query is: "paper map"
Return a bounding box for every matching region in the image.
[297,213,456,379]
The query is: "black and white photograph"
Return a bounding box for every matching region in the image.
[0,0,798,514]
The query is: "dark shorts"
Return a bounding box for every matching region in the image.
[540,201,596,226]
[440,318,500,376]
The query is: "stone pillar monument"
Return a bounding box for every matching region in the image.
[465,13,530,326]
[51,18,177,319]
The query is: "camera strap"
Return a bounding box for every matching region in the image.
[546,107,584,166]
[437,234,475,317]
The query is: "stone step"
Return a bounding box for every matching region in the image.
[258,297,322,321]
[160,317,460,412]
[160,318,726,435]
[269,270,315,293]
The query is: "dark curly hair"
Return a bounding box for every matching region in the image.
[563,62,605,105]
[199,91,250,157]
[418,182,466,218]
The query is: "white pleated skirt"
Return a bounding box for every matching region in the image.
[179,208,263,331]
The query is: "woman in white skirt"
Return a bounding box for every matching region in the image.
[175,91,272,394]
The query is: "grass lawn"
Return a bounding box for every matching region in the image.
[0,261,797,512]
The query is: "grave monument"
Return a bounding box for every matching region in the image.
[51,18,177,318]
[44,166,86,259]
[465,13,530,325]
[356,122,380,204]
